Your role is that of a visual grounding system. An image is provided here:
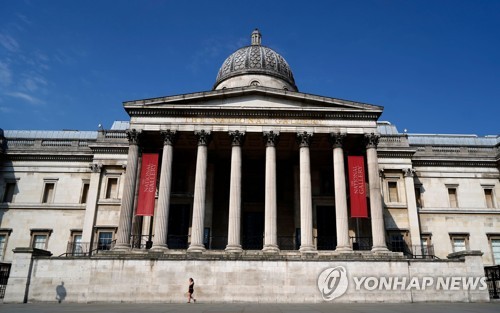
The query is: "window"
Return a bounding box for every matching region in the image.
[70,231,83,256]
[415,186,423,208]
[30,229,52,250]
[387,230,408,252]
[448,188,458,208]
[80,181,90,204]
[484,189,494,208]
[420,234,433,257]
[105,177,118,199]
[388,182,399,202]
[42,179,58,203]
[450,234,469,252]
[97,231,113,250]
[0,231,10,261]
[490,238,500,265]
[2,182,16,203]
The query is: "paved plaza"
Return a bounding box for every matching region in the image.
[0,302,499,313]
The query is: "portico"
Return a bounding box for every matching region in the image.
[113,86,388,255]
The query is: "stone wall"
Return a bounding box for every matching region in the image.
[4,250,490,303]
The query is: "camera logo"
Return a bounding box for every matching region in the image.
[317,266,349,301]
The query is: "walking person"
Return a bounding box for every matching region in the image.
[187,278,196,303]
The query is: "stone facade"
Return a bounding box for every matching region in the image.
[0,30,499,303]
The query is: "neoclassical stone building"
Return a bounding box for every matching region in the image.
[0,30,499,303]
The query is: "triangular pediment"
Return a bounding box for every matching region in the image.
[124,86,383,115]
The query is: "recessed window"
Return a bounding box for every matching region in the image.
[42,180,57,204]
[70,231,83,256]
[105,177,118,199]
[388,181,399,202]
[448,188,458,208]
[450,234,469,252]
[490,237,500,265]
[30,229,52,250]
[0,231,10,261]
[97,231,114,251]
[387,230,408,252]
[485,189,494,208]
[2,182,16,203]
[420,234,433,258]
[415,186,423,208]
[80,181,90,204]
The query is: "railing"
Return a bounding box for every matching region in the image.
[485,265,500,299]
[316,236,336,250]
[387,242,437,259]
[206,236,227,250]
[131,235,153,249]
[242,235,263,250]
[350,236,373,251]
[167,235,189,249]
[278,236,298,250]
[62,240,116,257]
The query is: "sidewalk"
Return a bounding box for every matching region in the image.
[0,302,499,313]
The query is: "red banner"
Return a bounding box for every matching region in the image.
[136,153,159,216]
[348,156,368,218]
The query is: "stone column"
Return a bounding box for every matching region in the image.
[263,131,279,253]
[330,133,352,252]
[81,163,102,244]
[298,132,316,253]
[226,131,245,252]
[365,133,389,252]
[403,168,422,251]
[151,130,177,250]
[114,129,141,250]
[188,130,211,252]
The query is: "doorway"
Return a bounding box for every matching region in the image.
[316,206,336,250]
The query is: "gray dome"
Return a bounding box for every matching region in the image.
[214,30,297,91]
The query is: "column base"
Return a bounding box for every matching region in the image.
[371,245,390,253]
[187,244,206,253]
[335,245,353,253]
[150,244,169,251]
[262,244,280,254]
[225,245,243,253]
[299,245,317,254]
[112,243,131,251]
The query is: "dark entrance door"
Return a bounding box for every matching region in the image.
[242,211,264,250]
[167,204,190,249]
[316,206,336,250]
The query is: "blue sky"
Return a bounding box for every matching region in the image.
[0,1,499,136]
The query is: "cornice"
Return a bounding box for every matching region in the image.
[90,146,129,154]
[5,154,93,162]
[377,149,416,159]
[125,108,381,121]
[412,159,497,168]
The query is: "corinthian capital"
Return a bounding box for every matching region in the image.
[403,168,415,177]
[263,131,279,147]
[329,132,346,148]
[364,133,380,149]
[160,130,177,146]
[229,130,245,146]
[297,131,313,148]
[194,130,211,146]
[90,163,102,173]
[125,129,141,145]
